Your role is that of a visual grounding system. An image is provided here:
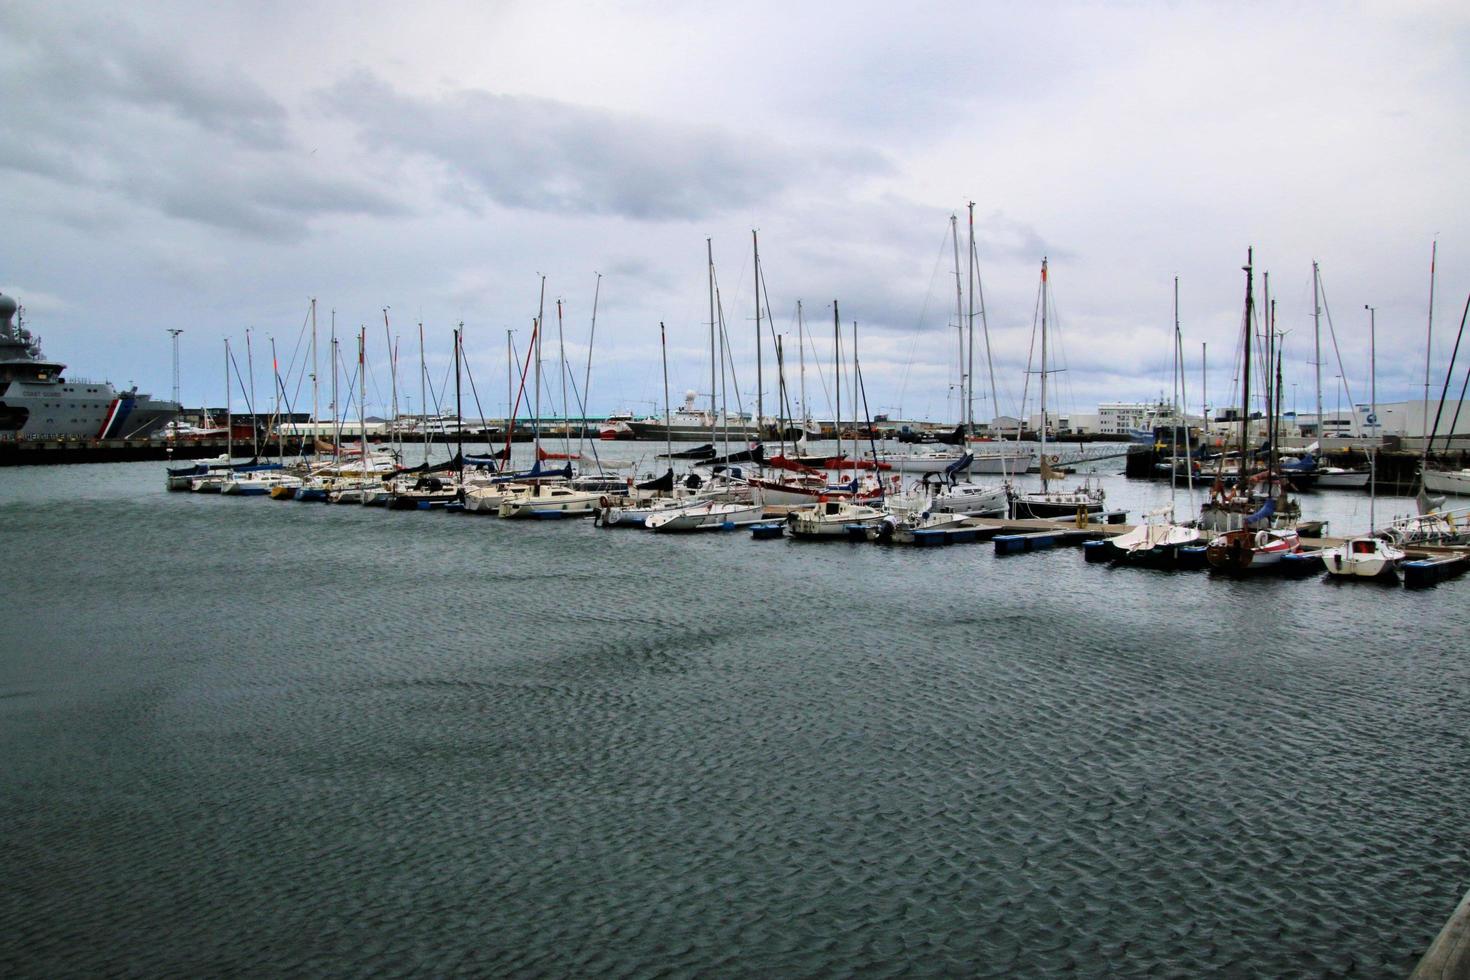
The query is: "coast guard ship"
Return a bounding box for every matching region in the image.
[0,292,179,439]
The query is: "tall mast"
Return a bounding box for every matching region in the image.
[506,329,514,448]
[660,322,672,460]
[224,338,232,463]
[330,314,340,468]
[358,327,367,473]
[580,273,601,458]
[753,229,763,437]
[1423,240,1437,465]
[1177,276,1194,502]
[1039,257,1049,493]
[966,202,977,436]
[951,214,964,430]
[245,327,258,457]
[1239,249,1254,489]
[418,321,429,466]
[797,300,807,431]
[1312,262,1323,441]
[454,325,463,468]
[556,298,569,456]
[270,335,282,463]
[382,309,398,459]
[1262,272,1271,441]
[833,300,841,471]
[1170,277,1179,508]
[535,276,546,458]
[707,239,716,447]
[310,298,319,458]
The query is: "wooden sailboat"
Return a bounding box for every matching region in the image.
[1206,251,1303,572]
[1010,257,1108,520]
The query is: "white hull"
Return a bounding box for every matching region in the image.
[500,489,603,518]
[1422,468,1470,496]
[646,501,765,532]
[1322,537,1405,578]
[929,483,1008,517]
[868,453,973,475]
[967,450,1034,475]
[1315,468,1370,489]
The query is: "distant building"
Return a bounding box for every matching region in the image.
[1098,400,1175,436]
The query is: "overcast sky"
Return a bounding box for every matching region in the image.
[4,0,1468,423]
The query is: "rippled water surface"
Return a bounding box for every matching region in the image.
[2,450,1468,977]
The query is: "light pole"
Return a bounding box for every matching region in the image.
[167,329,183,405]
[1364,305,1376,439]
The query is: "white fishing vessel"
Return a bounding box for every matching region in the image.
[787,498,886,538]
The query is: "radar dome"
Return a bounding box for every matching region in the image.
[685,389,697,400]
[0,293,16,324]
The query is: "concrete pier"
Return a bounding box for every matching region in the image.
[1411,887,1470,980]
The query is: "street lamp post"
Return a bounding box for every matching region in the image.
[167,329,183,405]
[1364,305,1376,439]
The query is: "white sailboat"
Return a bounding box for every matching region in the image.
[1322,325,1406,579]
[1010,257,1107,520]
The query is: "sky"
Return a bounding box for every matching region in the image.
[3,0,1469,423]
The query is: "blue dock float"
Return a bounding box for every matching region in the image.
[529,510,568,519]
[1403,554,1470,589]
[1278,551,1324,577]
[750,522,786,539]
[1083,539,1113,563]
[995,527,1100,555]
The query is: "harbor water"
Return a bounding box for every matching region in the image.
[2,445,1468,976]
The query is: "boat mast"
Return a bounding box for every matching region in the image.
[358,327,367,475]
[454,324,463,469]
[753,229,763,439]
[833,300,842,474]
[418,321,429,466]
[580,273,601,459]
[270,335,282,464]
[1312,262,1323,443]
[797,300,808,432]
[951,214,964,433]
[224,338,232,463]
[1423,240,1436,467]
[1239,249,1254,492]
[708,238,717,449]
[310,298,319,460]
[535,276,546,460]
[1177,277,1195,504]
[660,322,672,460]
[556,298,569,457]
[245,327,258,457]
[382,309,398,460]
[505,328,513,451]
[331,313,340,469]
[1039,257,1049,494]
[966,202,977,436]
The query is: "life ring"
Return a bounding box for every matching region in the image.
[1048,455,1061,464]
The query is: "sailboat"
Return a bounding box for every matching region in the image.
[1010,257,1108,521]
[1206,251,1304,572]
[1105,278,1203,565]
[1322,316,1406,578]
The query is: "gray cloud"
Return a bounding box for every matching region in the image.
[320,71,892,222]
[0,6,404,240]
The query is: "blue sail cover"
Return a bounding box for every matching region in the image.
[1247,496,1276,527]
[944,453,974,479]
[1280,454,1316,473]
